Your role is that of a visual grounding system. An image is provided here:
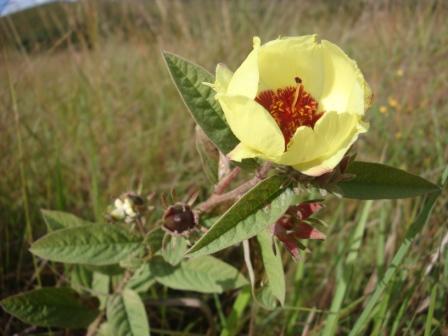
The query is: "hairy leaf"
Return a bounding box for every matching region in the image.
[146,228,165,254]
[126,263,156,293]
[0,287,97,328]
[161,236,189,266]
[41,209,93,231]
[163,52,238,154]
[30,224,142,265]
[188,175,294,257]
[107,289,150,336]
[335,161,440,199]
[257,230,285,305]
[196,125,219,183]
[148,256,247,293]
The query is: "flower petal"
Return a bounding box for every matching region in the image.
[226,37,261,98]
[277,111,363,168]
[213,63,233,94]
[218,94,285,158]
[258,35,325,102]
[228,143,261,162]
[319,40,371,115]
[293,121,368,176]
[294,223,326,240]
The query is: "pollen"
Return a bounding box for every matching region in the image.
[255,78,322,145]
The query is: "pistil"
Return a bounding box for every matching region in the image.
[255,77,323,145]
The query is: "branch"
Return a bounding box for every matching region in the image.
[194,162,272,215]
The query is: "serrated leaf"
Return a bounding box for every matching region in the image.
[148,256,247,293]
[30,224,142,265]
[188,175,294,257]
[335,161,440,199]
[0,287,97,328]
[257,230,285,306]
[41,209,93,231]
[163,52,238,154]
[107,289,150,336]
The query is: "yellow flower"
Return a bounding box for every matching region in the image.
[379,105,388,114]
[210,35,371,176]
[388,96,399,109]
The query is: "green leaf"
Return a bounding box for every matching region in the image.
[92,272,109,309]
[41,209,93,231]
[107,289,150,336]
[348,171,445,336]
[145,228,165,254]
[30,224,142,265]
[126,263,156,293]
[161,235,189,266]
[220,286,251,336]
[188,175,294,257]
[163,52,238,154]
[69,265,93,293]
[256,285,278,310]
[335,161,440,200]
[196,125,219,183]
[86,264,124,276]
[98,322,113,336]
[0,287,97,328]
[148,256,247,294]
[257,230,285,306]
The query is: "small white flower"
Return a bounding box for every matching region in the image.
[109,195,139,222]
[122,198,137,218]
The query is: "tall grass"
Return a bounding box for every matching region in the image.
[1,0,447,334]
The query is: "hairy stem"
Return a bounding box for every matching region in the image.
[194,162,272,215]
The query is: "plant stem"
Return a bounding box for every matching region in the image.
[195,163,272,215]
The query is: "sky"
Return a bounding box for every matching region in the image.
[0,0,72,16]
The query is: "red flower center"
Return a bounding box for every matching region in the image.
[255,77,323,145]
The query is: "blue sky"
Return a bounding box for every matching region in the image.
[0,0,72,16]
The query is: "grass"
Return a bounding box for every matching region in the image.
[1,0,447,334]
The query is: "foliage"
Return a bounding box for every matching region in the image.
[1,1,447,335]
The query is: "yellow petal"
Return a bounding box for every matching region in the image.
[218,94,285,158]
[258,35,325,102]
[228,143,261,162]
[319,40,371,115]
[278,112,362,166]
[293,122,366,176]
[203,63,233,94]
[214,63,233,94]
[227,37,261,98]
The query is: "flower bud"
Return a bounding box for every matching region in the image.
[163,203,196,234]
[272,201,325,258]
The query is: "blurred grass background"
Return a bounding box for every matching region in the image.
[0,0,447,335]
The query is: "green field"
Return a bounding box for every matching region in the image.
[1,0,447,335]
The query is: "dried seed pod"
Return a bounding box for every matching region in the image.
[163,203,196,234]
